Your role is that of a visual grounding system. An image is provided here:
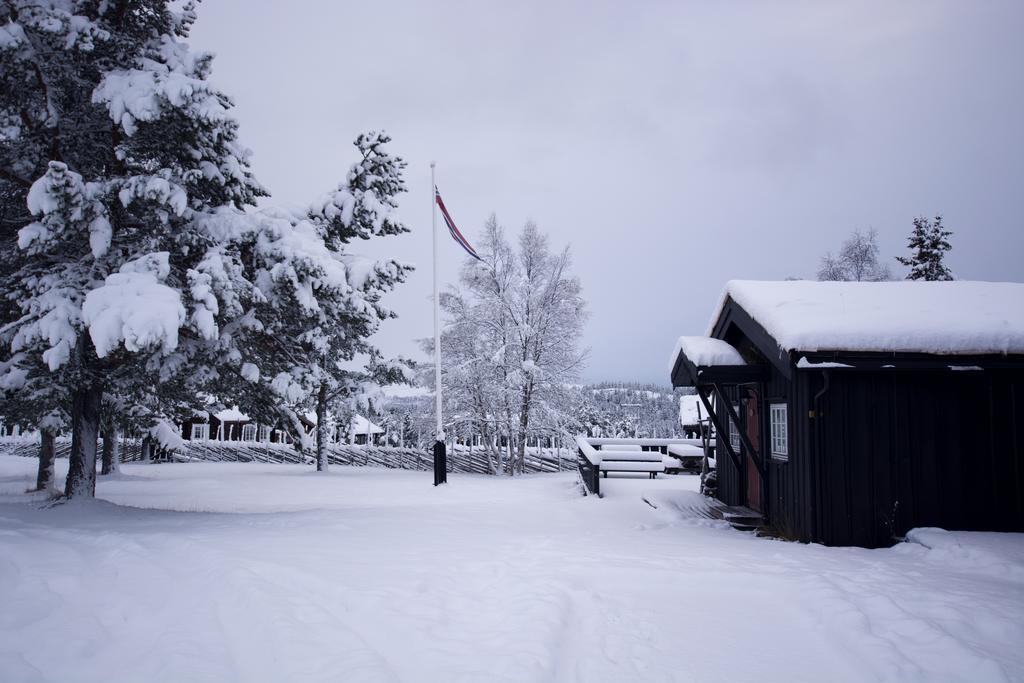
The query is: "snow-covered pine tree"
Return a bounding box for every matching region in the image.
[0,295,69,491]
[896,214,953,281]
[209,132,414,473]
[0,348,69,491]
[300,132,413,471]
[2,3,414,491]
[1,2,268,498]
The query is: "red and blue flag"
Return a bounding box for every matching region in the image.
[435,186,482,261]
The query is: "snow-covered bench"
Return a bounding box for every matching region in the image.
[667,443,704,472]
[597,448,664,478]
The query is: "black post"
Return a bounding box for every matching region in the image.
[433,440,447,486]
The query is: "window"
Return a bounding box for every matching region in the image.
[258,425,271,442]
[190,423,209,441]
[241,424,257,442]
[770,403,788,460]
[728,404,742,452]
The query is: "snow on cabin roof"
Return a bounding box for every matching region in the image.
[710,280,1024,356]
[214,407,250,422]
[668,336,746,372]
[350,415,384,434]
[298,412,384,433]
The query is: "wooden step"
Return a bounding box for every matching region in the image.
[720,506,765,531]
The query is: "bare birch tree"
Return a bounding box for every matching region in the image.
[433,215,588,475]
[817,228,892,282]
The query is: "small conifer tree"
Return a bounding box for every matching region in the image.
[896,215,953,281]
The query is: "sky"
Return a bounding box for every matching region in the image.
[188,1,1024,385]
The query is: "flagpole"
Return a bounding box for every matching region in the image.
[431,162,447,485]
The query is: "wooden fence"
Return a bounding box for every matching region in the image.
[0,437,573,476]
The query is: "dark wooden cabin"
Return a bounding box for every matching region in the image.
[670,280,1024,548]
[181,408,286,444]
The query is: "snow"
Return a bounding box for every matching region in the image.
[576,435,602,465]
[270,371,306,403]
[662,455,685,469]
[679,393,704,425]
[92,36,230,138]
[148,419,185,451]
[116,175,189,216]
[796,357,854,369]
[10,284,80,371]
[0,456,1022,682]
[349,414,384,434]
[88,214,112,258]
[299,413,384,435]
[711,280,1024,356]
[667,443,703,457]
[0,19,27,49]
[240,362,260,382]
[213,406,250,422]
[669,335,745,373]
[82,253,186,358]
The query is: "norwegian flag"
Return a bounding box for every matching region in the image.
[435,186,482,261]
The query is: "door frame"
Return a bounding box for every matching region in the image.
[744,387,763,512]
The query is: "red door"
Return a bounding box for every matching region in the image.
[745,390,762,512]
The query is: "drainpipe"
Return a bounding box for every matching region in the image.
[811,370,831,541]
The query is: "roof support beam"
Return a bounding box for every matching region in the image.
[712,382,767,480]
[695,386,743,473]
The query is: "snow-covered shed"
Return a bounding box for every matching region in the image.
[302,412,386,445]
[347,415,385,445]
[669,280,1024,548]
[678,394,709,438]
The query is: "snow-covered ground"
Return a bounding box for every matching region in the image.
[1,456,1022,682]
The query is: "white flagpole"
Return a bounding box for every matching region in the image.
[431,162,444,446]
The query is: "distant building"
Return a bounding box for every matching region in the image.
[345,415,385,445]
[678,394,707,439]
[670,280,1024,548]
[181,408,287,444]
[180,407,384,446]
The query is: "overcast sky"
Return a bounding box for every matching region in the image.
[188,1,1024,385]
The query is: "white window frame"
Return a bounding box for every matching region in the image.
[770,403,788,460]
[258,425,271,443]
[191,423,209,441]
[728,404,741,452]
[241,424,257,442]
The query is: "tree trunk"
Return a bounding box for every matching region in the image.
[481,424,497,475]
[101,426,117,475]
[110,430,120,473]
[515,382,534,475]
[36,428,56,492]
[141,435,151,463]
[65,383,101,499]
[316,382,328,472]
[281,409,307,464]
